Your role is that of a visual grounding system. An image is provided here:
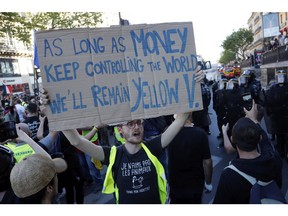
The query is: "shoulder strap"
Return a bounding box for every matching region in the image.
[226,164,257,185]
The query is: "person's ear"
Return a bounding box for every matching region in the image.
[117,126,123,134]
[45,184,56,196]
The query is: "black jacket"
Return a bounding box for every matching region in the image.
[213,152,282,204]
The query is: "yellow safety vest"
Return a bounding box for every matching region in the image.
[5,142,35,163]
[114,127,125,144]
[82,129,98,142]
[102,143,167,204]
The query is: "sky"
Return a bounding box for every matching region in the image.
[2,0,287,65]
[120,10,252,64]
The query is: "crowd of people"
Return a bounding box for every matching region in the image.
[264,33,288,52]
[0,67,287,204]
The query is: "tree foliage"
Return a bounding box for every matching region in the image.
[0,12,33,45]
[221,28,253,60]
[219,49,236,65]
[0,12,103,45]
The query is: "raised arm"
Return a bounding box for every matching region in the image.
[161,112,188,148]
[36,115,47,140]
[62,129,105,161]
[83,126,98,141]
[40,89,105,160]
[16,123,51,158]
[222,123,236,154]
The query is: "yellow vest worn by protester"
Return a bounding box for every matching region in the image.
[102,143,167,204]
[114,127,125,144]
[81,129,98,142]
[5,142,35,163]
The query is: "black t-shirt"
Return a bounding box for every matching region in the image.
[168,127,211,196]
[23,116,40,141]
[102,136,163,204]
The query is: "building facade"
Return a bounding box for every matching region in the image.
[0,12,121,96]
[242,12,288,88]
[0,33,34,95]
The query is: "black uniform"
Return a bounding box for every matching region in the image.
[264,83,288,156]
[223,86,245,137]
[193,81,211,134]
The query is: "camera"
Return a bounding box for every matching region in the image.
[197,61,205,70]
[242,92,253,111]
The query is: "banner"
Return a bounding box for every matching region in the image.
[36,22,203,130]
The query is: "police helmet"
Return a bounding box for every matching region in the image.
[242,70,252,77]
[219,78,228,90]
[239,75,248,85]
[243,70,256,79]
[215,73,222,82]
[275,70,287,84]
[0,145,15,192]
[226,78,239,90]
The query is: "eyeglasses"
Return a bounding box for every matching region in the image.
[122,120,143,129]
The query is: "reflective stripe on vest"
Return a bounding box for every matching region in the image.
[5,143,35,163]
[102,143,167,204]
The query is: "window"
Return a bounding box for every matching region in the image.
[0,59,19,76]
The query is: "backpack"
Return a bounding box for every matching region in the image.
[227,164,287,204]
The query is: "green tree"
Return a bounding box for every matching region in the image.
[0,12,33,45]
[219,49,236,65]
[221,28,253,60]
[0,12,103,45]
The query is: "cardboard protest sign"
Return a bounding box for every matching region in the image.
[36,22,203,131]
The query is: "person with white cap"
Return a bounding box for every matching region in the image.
[10,154,67,204]
[7,124,67,204]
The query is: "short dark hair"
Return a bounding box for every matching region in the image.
[232,117,261,152]
[27,103,38,114]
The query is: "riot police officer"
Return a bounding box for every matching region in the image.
[213,78,228,139]
[239,70,262,104]
[193,75,211,135]
[261,79,276,141]
[223,78,245,139]
[264,70,288,159]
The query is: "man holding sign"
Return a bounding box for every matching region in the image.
[41,68,204,204]
[38,22,205,203]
